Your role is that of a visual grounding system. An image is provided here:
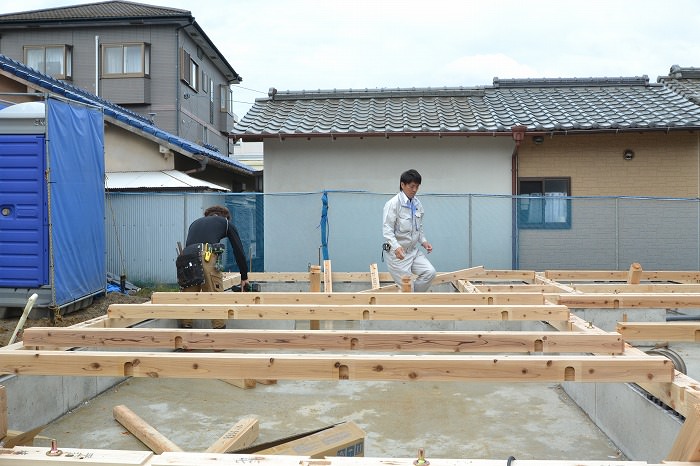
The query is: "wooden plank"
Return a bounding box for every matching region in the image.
[665,400,700,461]
[150,291,546,305]
[107,303,570,322]
[204,417,259,453]
[22,328,625,354]
[557,293,700,308]
[0,351,674,382]
[309,265,321,330]
[323,260,333,292]
[220,379,256,389]
[617,322,700,341]
[112,405,182,454]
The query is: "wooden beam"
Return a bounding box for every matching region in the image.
[150,291,546,305]
[0,351,674,382]
[0,447,685,465]
[544,270,700,282]
[106,303,570,322]
[204,416,259,453]
[112,405,182,454]
[617,322,700,341]
[557,293,700,308]
[323,260,333,292]
[22,328,625,354]
[665,401,700,461]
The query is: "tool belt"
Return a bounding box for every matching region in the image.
[176,243,205,288]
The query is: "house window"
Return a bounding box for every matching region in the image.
[102,43,150,77]
[220,84,233,115]
[518,177,571,229]
[180,49,199,91]
[24,45,72,79]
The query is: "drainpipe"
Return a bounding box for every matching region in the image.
[95,35,99,96]
[510,125,526,270]
[184,157,207,174]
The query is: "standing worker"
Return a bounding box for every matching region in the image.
[382,169,436,292]
[177,205,249,328]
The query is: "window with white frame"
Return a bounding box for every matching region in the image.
[219,84,233,115]
[24,45,73,79]
[518,177,571,229]
[180,48,199,91]
[102,43,150,77]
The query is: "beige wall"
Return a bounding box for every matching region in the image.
[517,132,700,197]
[263,136,514,194]
[104,124,173,172]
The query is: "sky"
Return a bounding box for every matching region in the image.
[8,0,700,119]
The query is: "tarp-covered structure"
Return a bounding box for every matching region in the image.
[0,97,104,311]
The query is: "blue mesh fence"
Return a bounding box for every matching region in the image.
[105,191,700,286]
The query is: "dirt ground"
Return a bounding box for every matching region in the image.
[0,292,150,347]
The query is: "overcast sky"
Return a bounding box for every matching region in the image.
[9,0,700,119]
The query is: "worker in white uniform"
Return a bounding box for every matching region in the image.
[382,169,436,292]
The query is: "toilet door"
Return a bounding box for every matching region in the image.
[0,134,48,287]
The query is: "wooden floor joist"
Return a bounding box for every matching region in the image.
[150,291,548,305]
[557,293,700,308]
[21,328,625,353]
[0,447,695,465]
[0,351,674,382]
[106,303,570,321]
[4,266,700,463]
[617,322,700,341]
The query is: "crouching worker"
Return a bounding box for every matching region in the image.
[176,205,249,329]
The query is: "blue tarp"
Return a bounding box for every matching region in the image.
[47,99,105,306]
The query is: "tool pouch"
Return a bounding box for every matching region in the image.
[176,243,205,288]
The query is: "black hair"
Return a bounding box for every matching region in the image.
[399,169,422,190]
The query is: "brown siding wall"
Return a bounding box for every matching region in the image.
[517,132,700,198]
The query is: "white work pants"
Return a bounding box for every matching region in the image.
[386,248,436,292]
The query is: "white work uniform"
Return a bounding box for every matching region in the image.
[382,190,436,292]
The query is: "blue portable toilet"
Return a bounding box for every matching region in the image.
[0,97,105,314]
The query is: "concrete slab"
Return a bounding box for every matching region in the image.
[36,377,623,461]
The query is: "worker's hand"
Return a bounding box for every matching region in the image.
[395,247,405,260]
[240,279,250,291]
[422,242,433,253]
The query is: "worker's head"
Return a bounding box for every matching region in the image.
[204,205,231,220]
[399,169,422,198]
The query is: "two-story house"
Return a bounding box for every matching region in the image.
[0,1,240,156]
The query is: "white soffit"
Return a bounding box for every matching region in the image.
[105,170,229,191]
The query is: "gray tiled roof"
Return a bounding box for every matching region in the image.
[233,72,700,140]
[0,1,188,21]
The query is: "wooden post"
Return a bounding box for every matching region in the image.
[309,265,321,292]
[323,260,333,292]
[112,405,183,454]
[205,416,259,453]
[0,386,6,440]
[401,275,412,292]
[370,263,380,289]
[309,265,321,330]
[627,262,642,284]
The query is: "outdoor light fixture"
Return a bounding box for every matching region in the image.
[533,135,544,144]
[623,149,635,161]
